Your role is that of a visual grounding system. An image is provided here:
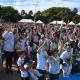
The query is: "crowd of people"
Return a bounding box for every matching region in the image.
[0,22,80,80]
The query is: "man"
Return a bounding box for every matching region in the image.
[2,27,15,73]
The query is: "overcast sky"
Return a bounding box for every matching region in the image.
[0,0,80,14]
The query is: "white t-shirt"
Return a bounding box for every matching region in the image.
[60,48,73,63]
[47,56,60,74]
[17,57,29,78]
[60,50,73,76]
[17,57,24,67]
[2,31,15,52]
[36,49,48,70]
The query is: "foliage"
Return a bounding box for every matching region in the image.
[0,5,80,23]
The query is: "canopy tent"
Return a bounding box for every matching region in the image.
[50,20,66,25]
[18,19,35,23]
[50,21,57,24]
[76,22,80,26]
[36,20,43,24]
[0,24,2,26]
[68,21,75,25]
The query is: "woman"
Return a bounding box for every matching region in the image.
[60,42,73,77]
[36,42,48,80]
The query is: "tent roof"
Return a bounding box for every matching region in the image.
[50,20,66,25]
[68,21,75,25]
[77,22,80,26]
[50,21,57,24]
[18,19,34,23]
[36,20,43,24]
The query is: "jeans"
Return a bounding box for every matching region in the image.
[49,73,59,80]
[4,51,13,72]
[37,69,46,80]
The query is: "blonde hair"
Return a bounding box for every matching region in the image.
[64,42,70,49]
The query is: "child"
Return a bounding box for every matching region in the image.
[24,59,42,80]
[17,51,30,80]
[46,49,60,80]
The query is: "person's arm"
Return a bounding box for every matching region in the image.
[46,59,49,73]
[2,31,9,39]
[37,42,45,52]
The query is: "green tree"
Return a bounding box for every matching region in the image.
[21,10,25,18]
[29,10,33,16]
[73,15,80,24]
[72,8,78,14]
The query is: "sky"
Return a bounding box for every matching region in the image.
[0,0,80,14]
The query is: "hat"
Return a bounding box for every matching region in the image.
[24,60,35,69]
[24,59,35,65]
[28,60,35,64]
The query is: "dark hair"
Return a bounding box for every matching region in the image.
[23,57,31,64]
[48,50,53,56]
[29,41,33,47]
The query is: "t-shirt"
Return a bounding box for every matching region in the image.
[36,49,48,70]
[17,38,26,50]
[50,42,57,50]
[17,57,29,78]
[2,31,15,52]
[47,56,60,74]
[60,49,73,63]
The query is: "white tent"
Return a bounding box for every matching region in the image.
[18,19,34,23]
[77,22,80,26]
[68,21,75,25]
[50,20,66,25]
[0,24,2,26]
[36,20,43,24]
[50,21,57,24]
[57,21,66,25]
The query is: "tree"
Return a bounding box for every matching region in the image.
[29,10,33,16]
[25,10,34,20]
[73,15,80,24]
[1,6,21,22]
[72,8,78,14]
[21,10,25,18]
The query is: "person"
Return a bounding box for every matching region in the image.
[36,42,48,80]
[0,38,4,71]
[60,42,73,77]
[2,28,15,73]
[24,59,42,80]
[15,33,27,63]
[46,49,60,80]
[17,51,30,80]
[58,38,65,56]
[50,36,58,51]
